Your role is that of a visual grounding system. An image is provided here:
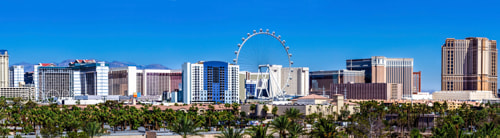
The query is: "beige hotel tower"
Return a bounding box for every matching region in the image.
[441,37,497,96]
[0,50,7,87]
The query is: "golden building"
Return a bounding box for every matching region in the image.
[442,37,497,96]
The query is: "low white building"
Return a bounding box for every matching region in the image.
[0,87,35,100]
[411,92,432,100]
[432,91,496,101]
[291,94,330,105]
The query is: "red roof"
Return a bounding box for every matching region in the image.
[84,59,95,63]
[73,59,95,64]
[39,63,55,67]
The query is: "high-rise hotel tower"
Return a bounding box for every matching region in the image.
[442,37,497,96]
[182,61,240,104]
[0,50,8,87]
[347,56,413,99]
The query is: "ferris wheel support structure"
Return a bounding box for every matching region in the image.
[233,28,294,101]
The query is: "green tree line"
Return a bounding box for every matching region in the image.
[2,96,500,138]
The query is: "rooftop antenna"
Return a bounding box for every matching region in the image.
[322,86,326,97]
[344,87,347,100]
[335,86,338,95]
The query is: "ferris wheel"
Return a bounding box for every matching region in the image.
[233,28,293,101]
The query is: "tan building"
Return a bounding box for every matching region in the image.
[0,50,8,87]
[442,37,497,97]
[241,94,358,118]
[281,67,309,96]
[432,90,496,101]
[347,56,413,99]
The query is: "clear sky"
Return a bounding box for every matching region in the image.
[1,0,499,91]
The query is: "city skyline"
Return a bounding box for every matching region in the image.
[2,0,500,91]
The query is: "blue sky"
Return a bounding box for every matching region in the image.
[1,0,499,91]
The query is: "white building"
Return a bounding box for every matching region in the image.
[9,65,24,87]
[34,60,110,101]
[411,92,432,100]
[182,61,239,104]
[0,87,35,100]
[432,90,496,101]
[108,66,182,96]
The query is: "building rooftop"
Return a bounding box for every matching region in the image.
[0,50,6,55]
[292,94,329,101]
[39,63,56,67]
[69,59,96,66]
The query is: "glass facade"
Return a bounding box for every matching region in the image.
[204,61,228,104]
[346,59,372,83]
[309,70,365,94]
[9,65,24,87]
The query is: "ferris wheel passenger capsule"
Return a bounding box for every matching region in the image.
[259,28,263,32]
[272,31,275,35]
[282,40,286,44]
[289,53,292,57]
[290,61,294,65]
[237,44,241,47]
[233,59,237,62]
[278,35,281,39]
[266,29,269,32]
[234,51,238,54]
[286,46,289,50]
[242,37,245,41]
[253,30,256,33]
[247,33,250,36]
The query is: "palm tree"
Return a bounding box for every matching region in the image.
[451,115,464,138]
[474,122,500,137]
[310,118,344,138]
[262,105,269,119]
[250,104,256,118]
[305,113,318,125]
[410,128,422,138]
[168,114,203,138]
[285,108,303,121]
[270,115,290,138]
[84,121,105,138]
[231,103,240,115]
[338,105,350,121]
[216,127,244,138]
[0,127,9,138]
[287,122,305,138]
[245,125,274,138]
[272,106,279,118]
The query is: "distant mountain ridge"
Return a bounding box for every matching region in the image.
[12,59,170,72]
